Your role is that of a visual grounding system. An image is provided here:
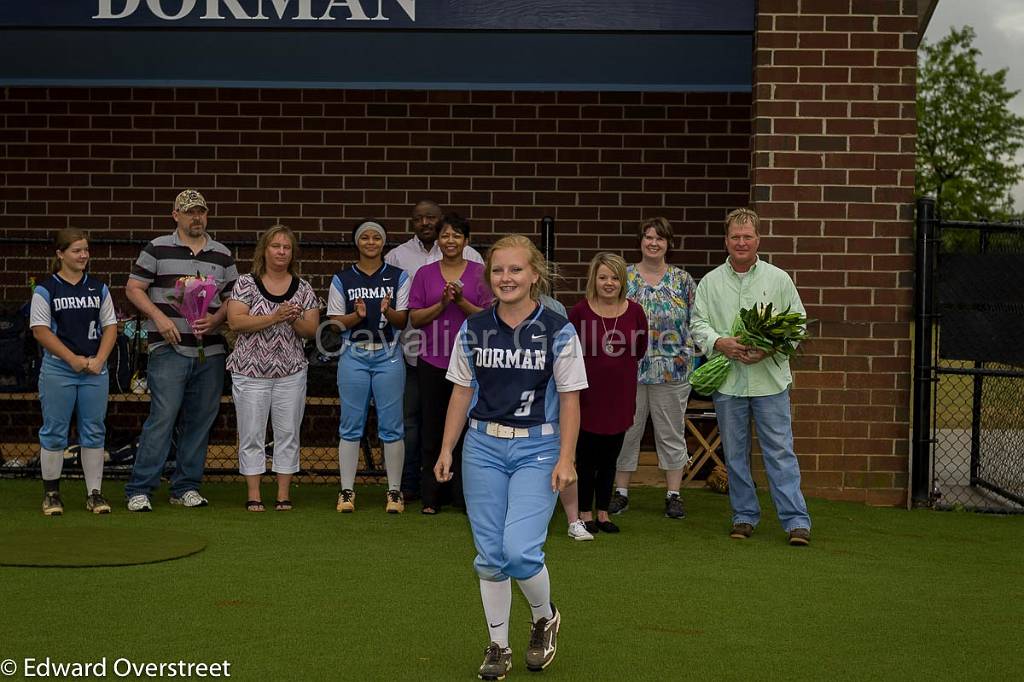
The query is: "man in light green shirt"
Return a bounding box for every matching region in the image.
[690,208,812,546]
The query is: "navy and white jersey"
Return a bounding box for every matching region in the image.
[447,304,588,428]
[327,263,410,345]
[30,273,117,361]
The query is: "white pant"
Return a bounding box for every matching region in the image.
[616,381,691,472]
[232,370,307,475]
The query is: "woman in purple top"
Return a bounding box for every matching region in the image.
[409,213,492,514]
[568,253,648,535]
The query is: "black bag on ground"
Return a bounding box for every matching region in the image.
[0,301,40,392]
[306,324,341,397]
[107,332,134,393]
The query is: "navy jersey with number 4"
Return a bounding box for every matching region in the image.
[327,263,410,345]
[30,274,117,360]
[447,304,588,428]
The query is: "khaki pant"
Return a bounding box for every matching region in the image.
[615,381,691,472]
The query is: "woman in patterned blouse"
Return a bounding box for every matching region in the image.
[226,225,320,512]
[610,217,697,520]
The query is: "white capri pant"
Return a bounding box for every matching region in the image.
[232,369,307,476]
[616,380,691,472]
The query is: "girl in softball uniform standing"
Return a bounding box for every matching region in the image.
[435,234,587,680]
[328,220,410,514]
[30,229,118,515]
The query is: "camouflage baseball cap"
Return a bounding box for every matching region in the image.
[174,189,208,213]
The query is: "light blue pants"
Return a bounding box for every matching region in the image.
[712,389,811,532]
[38,356,109,451]
[336,344,405,443]
[462,428,560,582]
[125,345,224,498]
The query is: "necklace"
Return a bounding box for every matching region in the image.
[599,309,619,353]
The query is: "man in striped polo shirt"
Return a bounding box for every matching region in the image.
[124,189,238,512]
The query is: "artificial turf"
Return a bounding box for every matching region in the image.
[0,479,1021,681]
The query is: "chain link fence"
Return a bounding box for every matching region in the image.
[930,224,1024,512]
[0,233,436,488]
[0,312,390,486]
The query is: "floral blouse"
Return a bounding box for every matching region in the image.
[626,264,696,384]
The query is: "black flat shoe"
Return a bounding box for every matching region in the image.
[597,520,620,534]
[584,520,600,534]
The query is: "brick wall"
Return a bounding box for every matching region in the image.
[0,2,920,505]
[0,86,751,477]
[0,88,751,304]
[752,0,917,505]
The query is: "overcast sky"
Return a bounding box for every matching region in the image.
[925,0,1024,209]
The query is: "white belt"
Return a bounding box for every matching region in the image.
[350,341,386,351]
[469,419,557,439]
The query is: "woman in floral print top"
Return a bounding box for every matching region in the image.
[610,217,697,520]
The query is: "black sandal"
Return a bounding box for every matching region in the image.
[246,500,265,512]
[275,500,293,511]
[421,506,437,515]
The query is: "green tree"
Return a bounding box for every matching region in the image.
[917,26,1024,221]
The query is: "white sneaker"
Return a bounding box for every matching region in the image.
[567,520,594,541]
[126,494,152,512]
[169,490,209,508]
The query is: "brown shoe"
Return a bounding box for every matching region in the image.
[788,528,811,546]
[729,523,754,539]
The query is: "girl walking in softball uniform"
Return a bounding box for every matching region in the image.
[435,234,587,680]
[30,229,118,515]
[328,220,410,513]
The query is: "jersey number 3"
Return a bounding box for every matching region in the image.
[513,390,536,417]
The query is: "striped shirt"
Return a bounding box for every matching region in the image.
[129,231,237,358]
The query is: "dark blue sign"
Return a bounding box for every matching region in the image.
[0,0,754,31]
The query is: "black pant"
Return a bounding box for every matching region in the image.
[400,361,421,495]
[576,429,626,514]
[418,360,464,509]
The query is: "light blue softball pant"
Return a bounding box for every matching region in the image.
[336,344,406,443]
[38,356,109,451]
[462,428,560,582]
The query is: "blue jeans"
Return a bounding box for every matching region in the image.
[712,389,811,532]
[38,356,109,451]
[125,345,224,498]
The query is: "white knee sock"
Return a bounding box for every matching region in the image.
[383,440,405,491]
[516,566,553,622]
[480,579,512,648]
[338,440,360,490]
[40,448,64,481]
[80,447,105,493]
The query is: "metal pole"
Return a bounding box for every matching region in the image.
[969,228,989,484]
[541,216,555,263]
[540,216,555,295]
[911,197,937,506]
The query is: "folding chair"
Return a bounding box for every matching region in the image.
[681,398,723,485]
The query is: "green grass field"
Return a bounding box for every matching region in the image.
[1,480,1022,681]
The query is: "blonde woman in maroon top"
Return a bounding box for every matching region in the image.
[568,253,648,534]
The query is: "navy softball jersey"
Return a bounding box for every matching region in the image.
[327,263,410,344]
[447,304,588,427]
[30,274,117,361]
